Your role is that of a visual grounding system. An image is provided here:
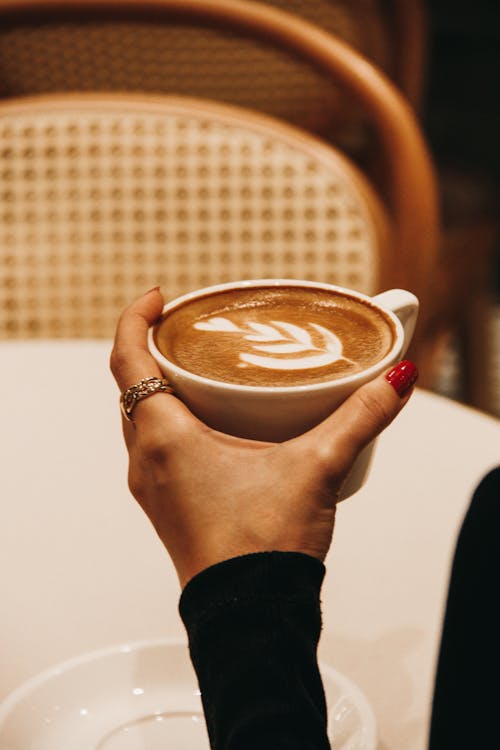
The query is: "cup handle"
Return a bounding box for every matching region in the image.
[372,289,419,357]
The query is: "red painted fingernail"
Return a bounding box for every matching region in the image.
[385,360,419,397]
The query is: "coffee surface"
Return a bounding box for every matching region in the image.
[154,286,395,386]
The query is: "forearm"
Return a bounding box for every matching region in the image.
[179,551,330,750]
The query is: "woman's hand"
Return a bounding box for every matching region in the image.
[110,288,417,588]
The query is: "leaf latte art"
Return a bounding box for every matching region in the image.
[154,286,396,387]
[194,317,351,371]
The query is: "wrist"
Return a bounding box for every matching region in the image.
[179,550,325,615]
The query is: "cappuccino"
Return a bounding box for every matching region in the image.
[153,286,395,387]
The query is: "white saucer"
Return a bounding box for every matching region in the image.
[0,637,376,749]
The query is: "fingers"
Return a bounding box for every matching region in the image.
[305,360,418,477]
[110,288,196,431]
[110,287,164,391]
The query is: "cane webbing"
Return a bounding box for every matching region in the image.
[0,99,382,339]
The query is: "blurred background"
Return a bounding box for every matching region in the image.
[1,0,499,417]
[424,0,500,416]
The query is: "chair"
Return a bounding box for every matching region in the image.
[0,0,428,161]
[0,0,439,370]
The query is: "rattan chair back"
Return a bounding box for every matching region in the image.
[0,95,389,338]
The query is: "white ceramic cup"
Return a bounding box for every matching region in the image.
[148,280,418,499]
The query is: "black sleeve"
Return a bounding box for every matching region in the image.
[429,467,500,750]
[179,551,330,750]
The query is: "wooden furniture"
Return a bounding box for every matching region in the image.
[2,340,499,748]
[0,0,427,136]
[0,0,431,253]
[0,0,439,369]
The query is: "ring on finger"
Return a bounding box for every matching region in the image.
[120,377,175,421]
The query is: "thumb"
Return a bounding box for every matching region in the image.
[306,360,418,476]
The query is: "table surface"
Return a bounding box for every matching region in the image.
[1,340,499,750]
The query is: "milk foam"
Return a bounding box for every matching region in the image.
[194,316,349,371]
[155,286,395,387]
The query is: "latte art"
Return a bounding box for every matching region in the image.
[154,286,396,387]
[194,317,352,371]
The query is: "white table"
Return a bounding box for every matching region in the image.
[1,341,499,750]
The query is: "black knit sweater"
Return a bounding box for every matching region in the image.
[180,551,330,749]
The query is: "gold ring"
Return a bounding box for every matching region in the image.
[120,377,175,421]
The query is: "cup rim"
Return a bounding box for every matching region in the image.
[147,279,405,393]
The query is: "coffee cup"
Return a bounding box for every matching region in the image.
[148,280,418,499]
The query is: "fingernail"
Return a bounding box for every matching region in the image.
[144,285,160,295]
[385,360,419,397]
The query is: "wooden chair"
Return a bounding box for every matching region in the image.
[0,0,428,156]
[0,0,439,373]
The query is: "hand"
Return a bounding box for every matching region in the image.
[110,288,417,588]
